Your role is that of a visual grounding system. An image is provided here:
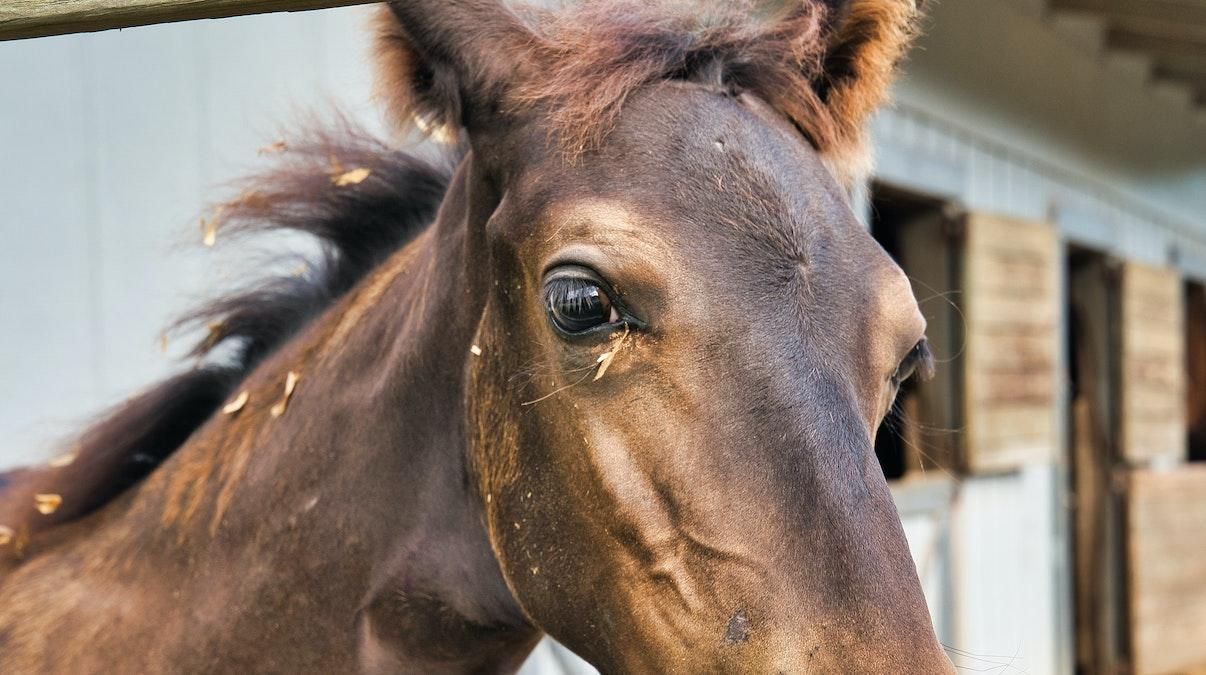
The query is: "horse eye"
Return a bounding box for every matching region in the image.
[892,339,934,385]
[544,276,620,334]
[893,357,918,385]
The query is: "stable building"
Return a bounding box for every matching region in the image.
[0,1,1203,674]
[867,2,1206,673]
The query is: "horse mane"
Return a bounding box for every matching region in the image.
[374,0,921,184]
[0,123,453,551]
[518,0,919,183]
[516,1,834,156]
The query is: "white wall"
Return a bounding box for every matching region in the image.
[878,0,1206,279]
[951,467,1066,675]
[898,0,1206,230]
[0,8,382,468]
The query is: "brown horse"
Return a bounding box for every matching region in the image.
[0,0,952,671]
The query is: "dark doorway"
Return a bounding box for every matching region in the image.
[868,183,963,480]
[1188,280,1206,463]
[1065,247,1129,675]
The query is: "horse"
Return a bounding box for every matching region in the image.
[0,0,953,671]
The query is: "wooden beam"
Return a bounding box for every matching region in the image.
[1121,48,1206,104]
[1152,67,1206,104]
[1109,15,1206,42]
[1152,50,1206,76]
[1109,15,1206,44]
[1051,0,1206,27]
[1110,29,1206,61]
[0,0,378,42]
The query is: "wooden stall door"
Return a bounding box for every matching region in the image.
[962,213,1059,473]
[1120,263,1186,465]
[871,207,1060,478]
[1122,266,1197,675]
[1068,260,1194,675]
[1128,467,1206,675]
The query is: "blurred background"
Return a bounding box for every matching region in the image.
[2,1,1204,673]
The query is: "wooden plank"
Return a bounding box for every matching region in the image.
[962,213,1060,473]
[1128,466,1206,675]
[1120,262,1186,465]
[1052,0,1206,27]
[966,348,1056,377]
[0,0,376,41]
[1151,51,1206,80]
[1110,30,1206,61]
[971,372,1056,406]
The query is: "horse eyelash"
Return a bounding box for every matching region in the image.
[893,338,935,385]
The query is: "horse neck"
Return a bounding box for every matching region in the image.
[111,161,533,667]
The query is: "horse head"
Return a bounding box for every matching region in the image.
[374,1,952,670]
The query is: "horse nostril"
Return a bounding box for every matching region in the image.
[723,609,751,644]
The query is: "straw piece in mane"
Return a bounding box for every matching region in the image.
[0,125,454,548]
[372,0,922,185]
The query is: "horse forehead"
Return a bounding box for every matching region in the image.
[618,84,827,176]
[602,85,847,235]
[530,84,874,273]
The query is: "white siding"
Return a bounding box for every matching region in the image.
[949,467,1065,675]
[0,8,383,467]
[873,0,1206,279]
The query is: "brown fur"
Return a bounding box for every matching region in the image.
[371,1,541,144]
[813,0,922,181]
[519,2,831,156]
[373,0,922,184]
[371,7,450,142]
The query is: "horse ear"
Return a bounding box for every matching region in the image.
[809,0,923,184]
[372,1,539,144]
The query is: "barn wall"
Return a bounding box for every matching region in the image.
[891,473,1064,675]
[0,7,383,469]
[886,0,1206,274]
[869,5,1206,672]
[950,467,1065,675]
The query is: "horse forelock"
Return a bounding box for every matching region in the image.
[370,0,920,184]
[513,0,916,182]
[515,1,832,156]
[0,121,457,552]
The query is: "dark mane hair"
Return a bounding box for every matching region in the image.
[0,124,452,546]
[373,0,921,184]
[517,1,833,156]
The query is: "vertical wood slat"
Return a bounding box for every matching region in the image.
[962,213,1060,473]
[0,0,374,41]
[1120,262,1186,465]
[1128,466,1206,675]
